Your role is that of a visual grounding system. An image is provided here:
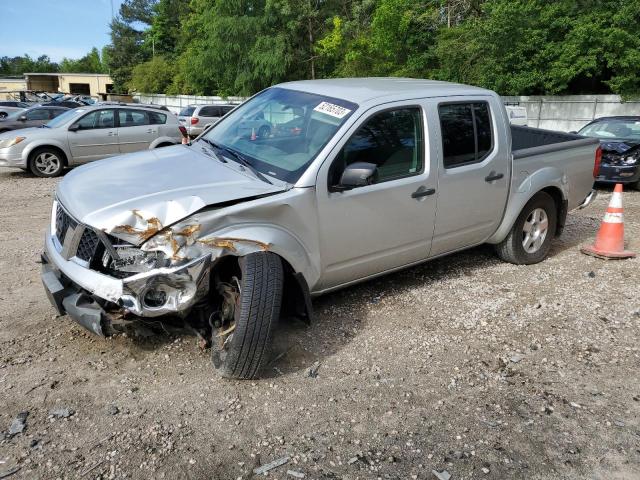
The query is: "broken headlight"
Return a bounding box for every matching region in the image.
[623,154,639,165]
[101,240,171,277]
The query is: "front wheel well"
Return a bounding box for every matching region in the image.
[540,186,567,236]
[209,253,312,324]
[29,145,69,167]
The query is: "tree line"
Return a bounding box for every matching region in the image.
[6,0,640,97]
[0,48,108,78]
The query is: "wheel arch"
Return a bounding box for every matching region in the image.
[488,170,568,245]
[28,144,69,167]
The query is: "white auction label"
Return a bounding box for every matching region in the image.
[313,101,351,119]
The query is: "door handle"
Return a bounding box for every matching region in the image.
[108,131,117,136]
[411,187,436,199]
[485,173,504,182]
[146,129,156,133]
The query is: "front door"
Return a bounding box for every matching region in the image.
[67,108,119,163]
[117,109,157,153]
[429,99,510,257]
[316,103,438,290]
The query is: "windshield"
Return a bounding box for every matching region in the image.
[45,108,86,128]
[579,119,640,141]
[6,109,28,120]
[179,106,196,116]
[203,87,358,183]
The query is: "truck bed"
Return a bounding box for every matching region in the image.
[511,125,598,159]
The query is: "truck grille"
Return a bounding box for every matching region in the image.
[54,202,137,278]
[55,203,78,246]
[55,203,104,264]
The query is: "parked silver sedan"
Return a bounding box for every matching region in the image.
[0,104,183,177]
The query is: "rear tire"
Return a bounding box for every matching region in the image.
[212,252,283,379]
[495,192,557,265]
[29,147,65,178]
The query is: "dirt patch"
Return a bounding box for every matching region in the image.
[0,168,639,479]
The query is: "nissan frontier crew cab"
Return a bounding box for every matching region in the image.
[41,78,600,379]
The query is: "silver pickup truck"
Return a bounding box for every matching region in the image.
[41,78,600,379]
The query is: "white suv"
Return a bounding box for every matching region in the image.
[178,104,236,136]
[0,104,184,177]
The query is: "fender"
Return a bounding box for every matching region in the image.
[487,166,568,244]
[21,138,72,166]
[200,224,321,290]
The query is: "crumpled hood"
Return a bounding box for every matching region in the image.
[600,139,640,156]
[56,145,287,243]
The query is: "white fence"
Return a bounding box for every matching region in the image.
[132,93,246,115]
[133,92,640,133]
[503,95,640,132]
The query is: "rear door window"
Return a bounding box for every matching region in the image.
[200,106,220,117]
[439,102,493,168]
[118,109,150,127]
[148,111,167,125]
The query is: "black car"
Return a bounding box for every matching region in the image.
[577,116,640,189]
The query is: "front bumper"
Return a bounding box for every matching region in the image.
[0,147,26,168]
[578,189,598,209]
[42,229,211,334]
[595,163,640,184]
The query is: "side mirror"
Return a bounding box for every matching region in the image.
[19,115,27,122]
[335,162,378,191]
[68,124,80,132]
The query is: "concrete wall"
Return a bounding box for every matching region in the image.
[134,92,640,133]
[502,95,640,132]
[133,93,246,114]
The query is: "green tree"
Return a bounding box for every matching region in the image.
[104,0,157,92]
[59,48,106,73]
[129,55,176,92]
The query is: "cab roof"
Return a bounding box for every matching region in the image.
[277,78,494,105]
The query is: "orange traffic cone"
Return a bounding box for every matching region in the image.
[581,184,635,259]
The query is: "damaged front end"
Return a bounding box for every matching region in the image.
[42,200,271,336]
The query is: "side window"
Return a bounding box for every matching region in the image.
[118,110,149,127]
[221,106,234,114]
[26,109,51,121]
[329,107,424,187]
[439,102,493,168]
[75,109,115,130]
[200,106,219,117]
[49,109,66,119]
[148,111,167,125]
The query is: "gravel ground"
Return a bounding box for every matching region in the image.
[0,168,639,480]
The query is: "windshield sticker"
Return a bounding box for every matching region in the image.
[314,102,351,119]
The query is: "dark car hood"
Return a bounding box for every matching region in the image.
[599,139,640,155]
[56,145,288,243]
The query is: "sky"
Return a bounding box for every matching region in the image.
[0,0,126,61]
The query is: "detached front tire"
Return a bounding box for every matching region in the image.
[213,252,283,379]
[495,191,557,265]
[29,147,65,178]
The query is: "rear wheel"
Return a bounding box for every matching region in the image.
[495,192,557,265]
[211,252,283,379]
[29,147,65,178]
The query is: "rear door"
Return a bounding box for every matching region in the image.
[67,108,119,163]
[429,98,510,257]
[117,109,156,153]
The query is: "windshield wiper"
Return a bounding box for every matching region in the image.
[197,137,227,162]
[203,140,273,185]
